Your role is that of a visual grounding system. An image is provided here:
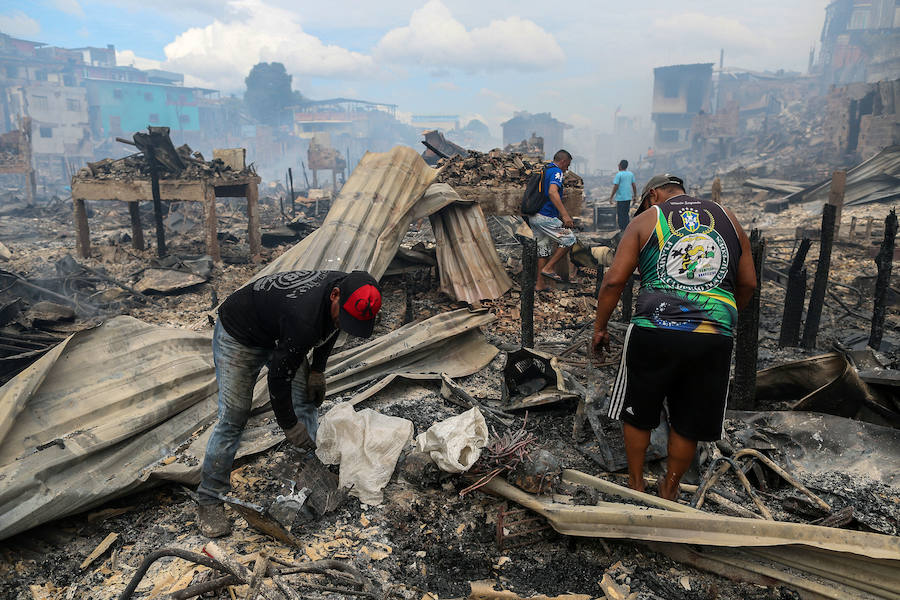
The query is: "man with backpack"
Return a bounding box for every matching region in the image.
[524,149,576,291]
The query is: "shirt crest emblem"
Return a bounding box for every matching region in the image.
[680,208,700,233]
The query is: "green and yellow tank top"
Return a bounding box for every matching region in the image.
[632,195,742,336]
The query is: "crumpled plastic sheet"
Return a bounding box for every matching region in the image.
[416,407,488,473]
[315,402,414,505]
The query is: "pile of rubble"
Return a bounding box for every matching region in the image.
[654,96,832,193]
[504,133,544,160]
[436,149,584,189]
[0,129,26,166]
[74,143,255,183]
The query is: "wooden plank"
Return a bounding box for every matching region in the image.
[72,179,205,203]
[80,532,118,569]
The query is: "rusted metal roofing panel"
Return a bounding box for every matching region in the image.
[431,199,513,304]
[257,146,441,279]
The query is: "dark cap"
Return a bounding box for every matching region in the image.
[636,173,685,214]
[338,271,382,338]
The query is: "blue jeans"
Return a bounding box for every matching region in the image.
[197,320,319,504]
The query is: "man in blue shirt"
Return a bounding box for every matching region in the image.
[609,159,637,230]
[530,149,576,291]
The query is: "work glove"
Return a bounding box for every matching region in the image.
[307,371,326,407]
[283,421,314,450]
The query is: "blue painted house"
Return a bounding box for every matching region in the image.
[83,77,219,140]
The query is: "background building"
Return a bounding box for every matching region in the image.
[0,32,229,184]
[650,63,714,152]
[816,0,900,85]
[501,112,569,155]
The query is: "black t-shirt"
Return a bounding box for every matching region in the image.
[219,270,344,429]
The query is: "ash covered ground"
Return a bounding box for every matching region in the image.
[0,188,897,599]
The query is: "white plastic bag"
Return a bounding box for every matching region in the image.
[315,402,413,505]
[415,407,488,473]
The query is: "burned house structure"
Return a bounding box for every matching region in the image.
[651,63,714,153]
[816,0,900,85]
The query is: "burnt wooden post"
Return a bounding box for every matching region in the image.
[128,202,144,250]
[869,209,898,350]
[148,161,166,257]
[828,170,846,237]
[403,271,415,325]
[848,216,857,242]
[246,181,262,261]
[779,238,811,347]
[620,275,634,322]
[204,182,221,263]
[73,197,90,258]
[518,235,537,348]
[288,167,296,217]
[801,203,837,350]
[732,229,765,410]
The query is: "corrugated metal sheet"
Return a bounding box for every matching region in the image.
[252,147,512,304]
[788,145,900,206]
[431,198,514,304]
[325,308,497,395]
[486,472,900,598]
[257,146,441,279]
[0,317,252,540]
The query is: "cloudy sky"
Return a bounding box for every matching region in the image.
[3,0,828,137]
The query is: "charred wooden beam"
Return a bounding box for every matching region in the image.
[802,203,837,349]
[148,161,166,257]
[519,236,537,348]
[778,237,811,347]
[869,209,898,350]
[732,229,765,410]
[128,202,144,251]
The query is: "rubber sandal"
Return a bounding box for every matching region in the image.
[540,271,564,283]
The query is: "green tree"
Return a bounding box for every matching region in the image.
[243,62,297,126]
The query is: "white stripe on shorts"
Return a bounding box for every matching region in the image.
[608,323,634,419]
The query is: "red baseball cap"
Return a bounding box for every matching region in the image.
[338,271,382,338]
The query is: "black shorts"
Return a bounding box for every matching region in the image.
[607,325,733,441]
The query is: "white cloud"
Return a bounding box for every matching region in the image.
[50,0,85,18]
[160,0,374,92]
[0,11,41,38]
[375,0,564,72]
[431,81,459,92]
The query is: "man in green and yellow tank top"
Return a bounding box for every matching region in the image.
[592,174,757,500]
